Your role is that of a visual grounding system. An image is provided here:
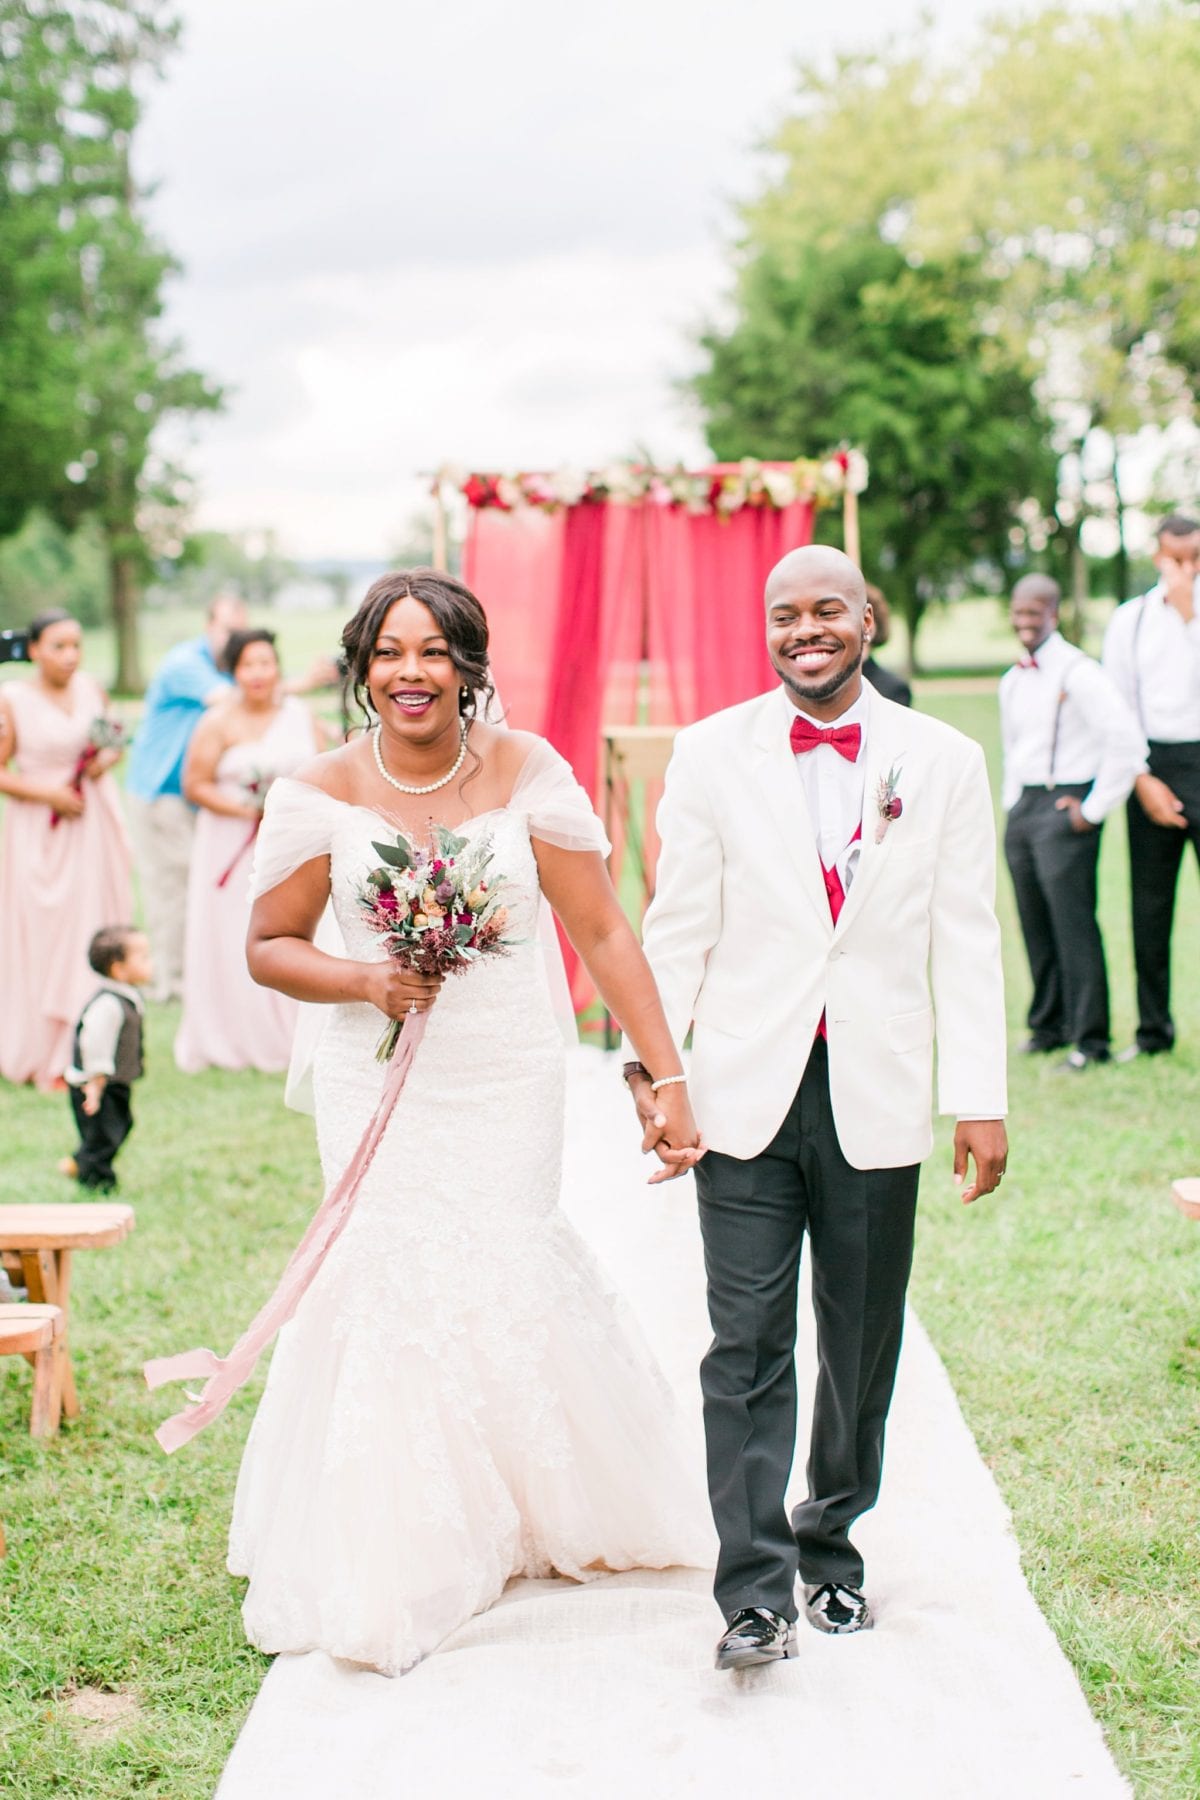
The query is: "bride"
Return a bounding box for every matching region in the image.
[226,568,713,1674]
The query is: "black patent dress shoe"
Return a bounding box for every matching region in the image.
[714,1607,797,1670]
[1115,1043,1171,1064]
[803,1582,873,1635]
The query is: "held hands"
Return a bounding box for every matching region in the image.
[953,1119,1008,1205]
[1134,772,1188,830]
[1054,796,1095,833]
[362,961,444,1018]
[627,1074,705,1185]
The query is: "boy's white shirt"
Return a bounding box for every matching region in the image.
[629,681,1008,1169]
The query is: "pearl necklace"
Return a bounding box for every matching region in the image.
[372,721,468,796]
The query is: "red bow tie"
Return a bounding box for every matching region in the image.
[1017,654,1038,670]
[789,715,862,763]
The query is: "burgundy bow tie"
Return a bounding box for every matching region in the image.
[789,715,862,763]
[1017,654,1038,670]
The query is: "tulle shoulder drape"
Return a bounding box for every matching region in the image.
[251,777,341,899]
[251,740,609,902]
[507,738,611,858]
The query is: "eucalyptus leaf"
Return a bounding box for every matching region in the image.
[436,826,469,859]
[371,837,413,871]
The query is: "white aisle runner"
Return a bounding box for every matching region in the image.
[217,1050,1127,1800]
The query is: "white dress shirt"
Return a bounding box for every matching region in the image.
[789,688,868,893]
[1101,582,1200,743]
[999,631,1147,824]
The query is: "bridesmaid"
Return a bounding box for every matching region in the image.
[175,630,325,1074]
[0,610,133,1090]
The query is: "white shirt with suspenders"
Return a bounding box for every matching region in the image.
[999,630,1146,823]
[1102,581,1200,744]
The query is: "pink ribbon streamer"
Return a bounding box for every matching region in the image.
[144,1008,429,1453]
[216,816,262,889]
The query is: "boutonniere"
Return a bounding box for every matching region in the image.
[875,763,904,843]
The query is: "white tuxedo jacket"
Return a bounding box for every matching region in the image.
[637,683,1008,1167]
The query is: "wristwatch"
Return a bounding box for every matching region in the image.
[621,1060,651,1086]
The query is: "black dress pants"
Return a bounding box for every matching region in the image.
[1127,741,1200,1052]
[694,1038,919,1622]
[70,1081,133,1190]
[1004,784,1109,1058]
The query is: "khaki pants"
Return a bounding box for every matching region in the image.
[126,793,195,1002]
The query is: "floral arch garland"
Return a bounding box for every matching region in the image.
[440,449,868,519]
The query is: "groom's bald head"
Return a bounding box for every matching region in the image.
[764,545,869,615]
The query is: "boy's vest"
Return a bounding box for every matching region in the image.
[73,988,144,1086]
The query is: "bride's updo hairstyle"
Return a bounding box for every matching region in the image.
[341,569,495,727]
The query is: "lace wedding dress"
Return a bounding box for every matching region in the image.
[227,739,712,1675]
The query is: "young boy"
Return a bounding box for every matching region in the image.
[62,925,152,1191]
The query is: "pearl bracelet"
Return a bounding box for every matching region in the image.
[650,1074,688,1093]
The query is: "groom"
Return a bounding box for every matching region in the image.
[625,546,1008,1669]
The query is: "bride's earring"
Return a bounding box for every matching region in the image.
[459,685,471,715]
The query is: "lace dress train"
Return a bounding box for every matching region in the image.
[227,753,712,1674]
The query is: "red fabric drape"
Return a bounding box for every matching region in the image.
[462,504,566,737]
[644,500,815,722]
[461,489,816,1015]
[463,501,644,1012]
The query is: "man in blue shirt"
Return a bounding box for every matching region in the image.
[126,594,246,1000]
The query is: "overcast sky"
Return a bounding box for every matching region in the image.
[141,0,1013,560]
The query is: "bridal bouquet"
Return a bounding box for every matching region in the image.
[216,767,276,888]
[359,823,512,1060]
[50,715,126,828]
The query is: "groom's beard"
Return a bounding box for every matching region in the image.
[775,638,866,707]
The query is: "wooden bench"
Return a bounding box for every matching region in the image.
[0,1303,64,1436]
[0,1204,134,1425]
[1171,1179,1200,1220]
[0,1302,65,1559]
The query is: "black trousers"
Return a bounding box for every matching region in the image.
[1127,741,1200,1052]
[694,1039,919,1622]
[69,1081,134,1190]
[1004,783,1109,1058]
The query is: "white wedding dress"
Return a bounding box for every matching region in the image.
[227,740,712,1675]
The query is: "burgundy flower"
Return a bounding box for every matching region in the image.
[885,796,903,821]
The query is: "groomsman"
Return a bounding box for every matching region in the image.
[627,546,1007,1668]
[1000,575,1146,1070]
[1102,513,1200,1058]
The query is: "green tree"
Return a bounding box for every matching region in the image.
[695,235,1056,667]
[160,528,299,609]
[0,1,221,690]
[0,507,108,625]
[729,3,1199,605]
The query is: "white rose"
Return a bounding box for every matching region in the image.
[551,467,589,506]
[846,449,869,494]
[761,468,796,507]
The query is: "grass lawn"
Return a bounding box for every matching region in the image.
[1,684,1198,1797]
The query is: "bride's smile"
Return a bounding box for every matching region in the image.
[366,594,466,767]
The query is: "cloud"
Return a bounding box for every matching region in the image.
[140,0,1004,556]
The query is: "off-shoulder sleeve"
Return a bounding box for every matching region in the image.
[509,739,611,856]
[250,777,341,898]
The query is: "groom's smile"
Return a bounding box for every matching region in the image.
[764,546,873,720]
